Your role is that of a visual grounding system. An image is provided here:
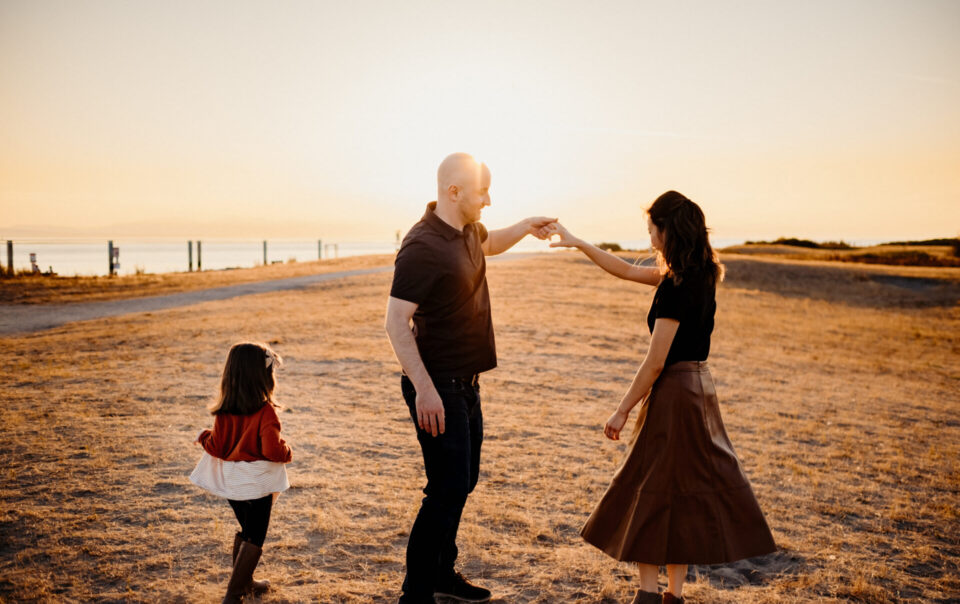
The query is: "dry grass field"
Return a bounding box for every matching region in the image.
[1,253,958,603]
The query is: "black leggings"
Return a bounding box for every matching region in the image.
[228,494,273,547]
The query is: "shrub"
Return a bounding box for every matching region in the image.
[597,242,622,252]
[819,240,855,250]
[772,237,820,249]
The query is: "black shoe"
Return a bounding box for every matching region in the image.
[434,571,491,603]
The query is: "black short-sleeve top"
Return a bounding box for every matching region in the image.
[389,202,497,379]
[646,271,716,367]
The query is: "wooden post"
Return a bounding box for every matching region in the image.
[318,239,322,260]
[334,243,339,258]
[197,241,202,271]
[108,240,115,276]
[188,241,193,272]
[263,240,267,265]
[5,240,12,275]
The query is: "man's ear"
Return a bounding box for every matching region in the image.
[447,184,460,202]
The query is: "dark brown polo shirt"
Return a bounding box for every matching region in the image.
[390,202,497,379]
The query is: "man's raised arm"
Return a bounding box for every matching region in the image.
[481,216,557,256]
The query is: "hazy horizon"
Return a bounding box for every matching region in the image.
[2,1,958,243]
[1,216,954,246]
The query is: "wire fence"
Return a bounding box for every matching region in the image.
[1,238,401,277]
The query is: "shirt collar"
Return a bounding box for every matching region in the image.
[423,201,467,241]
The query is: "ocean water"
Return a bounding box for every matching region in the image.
[6,235,883,277]
[3,240,399,277]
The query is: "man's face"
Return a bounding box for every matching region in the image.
[458,164,491,224]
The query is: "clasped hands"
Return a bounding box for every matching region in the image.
[516,218,587,250]
[534,220,582,248]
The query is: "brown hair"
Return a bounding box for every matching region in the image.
[209,342,282,415]
[647,190,724,287]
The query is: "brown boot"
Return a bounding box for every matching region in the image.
[662,592,684,604]
[630,590,662,604]
[222,541,262,604]
[232,533,270,594]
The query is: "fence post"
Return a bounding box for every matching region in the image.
[318,239,322,260]
[6,240,12,275]
[263,240,267,265]
[108,240,115,276]
[197,241,202,271]
[188,241,193,272]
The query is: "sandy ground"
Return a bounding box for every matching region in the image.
[1,253,958,603]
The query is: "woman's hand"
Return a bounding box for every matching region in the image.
[541,222,582,248]
[603,409,629,440]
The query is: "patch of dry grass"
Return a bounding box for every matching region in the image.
[0,255,395,305]
[0,254,958,602]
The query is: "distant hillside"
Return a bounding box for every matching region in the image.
[725,238,960,268]
[879,238,960,247]
[744,237,855,250]
[743,237,959,250]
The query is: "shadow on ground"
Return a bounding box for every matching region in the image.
[693,550,807,590]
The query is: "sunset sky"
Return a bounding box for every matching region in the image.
[1,0,958,243]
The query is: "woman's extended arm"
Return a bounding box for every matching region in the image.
[544,222,661,286]
[603,318,679,440]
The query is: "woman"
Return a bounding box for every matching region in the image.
[545,191,776,604]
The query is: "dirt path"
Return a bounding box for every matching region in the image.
[0,254,537,336]
[0,266,393,335]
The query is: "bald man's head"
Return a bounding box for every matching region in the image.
[437,153,485,194]
[436,153,491,226]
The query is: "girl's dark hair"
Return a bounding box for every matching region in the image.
[647,190,724,287]
[209,342,282,415]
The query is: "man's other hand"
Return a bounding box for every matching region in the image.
[416,387,445,437]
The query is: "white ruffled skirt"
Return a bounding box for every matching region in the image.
[189,451,289,501]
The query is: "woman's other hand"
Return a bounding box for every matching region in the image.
[604,409,629,440]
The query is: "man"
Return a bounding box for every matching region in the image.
[384,153,555,603]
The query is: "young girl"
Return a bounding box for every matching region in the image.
[545,191,776,603]
[190,342,292,604]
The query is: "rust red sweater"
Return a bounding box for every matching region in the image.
[198,403,292,463]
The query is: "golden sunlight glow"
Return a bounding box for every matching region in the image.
[1,1,958,242]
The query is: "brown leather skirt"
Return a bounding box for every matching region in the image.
[580,361,776,565]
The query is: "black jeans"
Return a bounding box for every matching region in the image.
[400,374,483,600]
[228,494,273,547]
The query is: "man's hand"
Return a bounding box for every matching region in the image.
[603,409,629,440]
[526,217,558,240]
[416,386,445,437]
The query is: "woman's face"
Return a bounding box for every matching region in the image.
[648,216,664,251]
